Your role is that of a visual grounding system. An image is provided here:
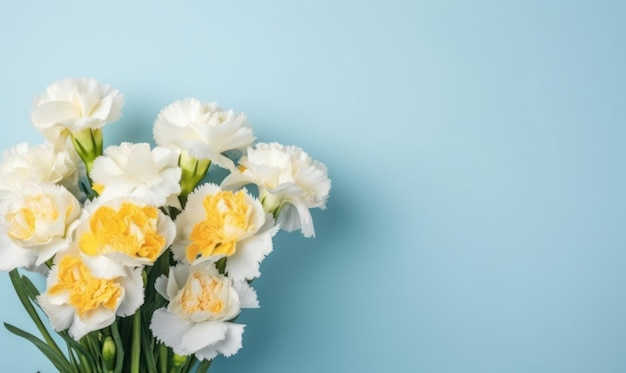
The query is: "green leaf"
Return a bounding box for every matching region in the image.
[8,270,67,362]
[59,331,98,372]
[140,318,157,373]
[19,274,41,300]
[4,322,73,372]
[110,322,125,373]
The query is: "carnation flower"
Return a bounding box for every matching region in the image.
[221,142,331,237]
[153,98,255,171]
[74,197,176,278]
[37,250,143,341]
[150,262,258,361]
[0,184,81,271]
[171,183,275,281]
[0,142,79,199]
[90,142,182,208]
[31,77,123,144]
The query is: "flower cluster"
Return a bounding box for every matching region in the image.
[0,78,330,372]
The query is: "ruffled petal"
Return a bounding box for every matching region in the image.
[150,308,194,355]
[179,321,228,353]
[216,323,245,357]
[232,281,259,309]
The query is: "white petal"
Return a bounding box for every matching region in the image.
[157,210,177,249]
[37,296,74,332]
[116,268,144,316]
[220,171,253,191]
[35,238,70,266]
[278,202,316,237]
[152,146,180,169]
[226,231,273,281]
[154,274,169,300]
[169,264,191,299]
[150,308,193,355]
[217,323,245,357]
[0,237,37,271]
[180,321,228,353]
[82,306,117,326]
[32,101,77,127]
[81,254,127,278]
[69,313,114,340]
[232,281,259,309]
[194,344,219,361]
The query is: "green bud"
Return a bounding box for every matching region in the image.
[102,336,116,371]
[172,353,188,369]
[260,190,282,218]
[179,151,211,197]
[71,128,103,173]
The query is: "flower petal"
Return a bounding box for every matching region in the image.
[116,268,145,317]
[217,323,245,357]
[232,281,259,309]
[37,296,74,332]
[151,308,194,354]
[226,229,273,281]
[179,321,228,353]
[0,235,37,271]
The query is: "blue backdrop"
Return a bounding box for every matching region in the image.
[1,1,625,372]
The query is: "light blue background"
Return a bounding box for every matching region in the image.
[1,1,625,372]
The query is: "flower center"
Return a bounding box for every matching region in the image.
[186,190,252,262]
[6,194,60,241]
[179,271,226,316]
[79,202,165,262]
[48,255,122,317]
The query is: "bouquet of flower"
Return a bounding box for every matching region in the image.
[0,78,331,372]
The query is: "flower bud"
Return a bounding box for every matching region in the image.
[178,151,211,198]
[102,336,116,371]
[172,353,188,370]
[71,128,103,173]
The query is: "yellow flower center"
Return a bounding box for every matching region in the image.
[186,190,252,262]
[6,194,59,241]
[79,203,165,262]
[48,255,122,317]
[179,271,226,315]
[92,183,105,195]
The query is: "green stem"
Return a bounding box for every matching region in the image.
[110,323,125,373]
[196,359,213,373]
[131,312,141,373]
[158,343,168,373]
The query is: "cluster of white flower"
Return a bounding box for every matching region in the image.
[0,78,331,365]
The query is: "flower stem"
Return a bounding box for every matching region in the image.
[196,359,213,373]
[158,343,168,373]
[130,311,141,373]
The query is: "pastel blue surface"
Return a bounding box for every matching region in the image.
[1,1,625,372]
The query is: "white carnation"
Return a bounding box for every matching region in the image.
[153,98,255,171]
[150,262,258,361]
[31,78,123,144]
[0,184,81,271]
[221,142,331,237]
[90,142,182,208]
[0,142,79,199]
[37,249,144,341]
[171,183,275,281]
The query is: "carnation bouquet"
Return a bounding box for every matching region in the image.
[0,78,331,372]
